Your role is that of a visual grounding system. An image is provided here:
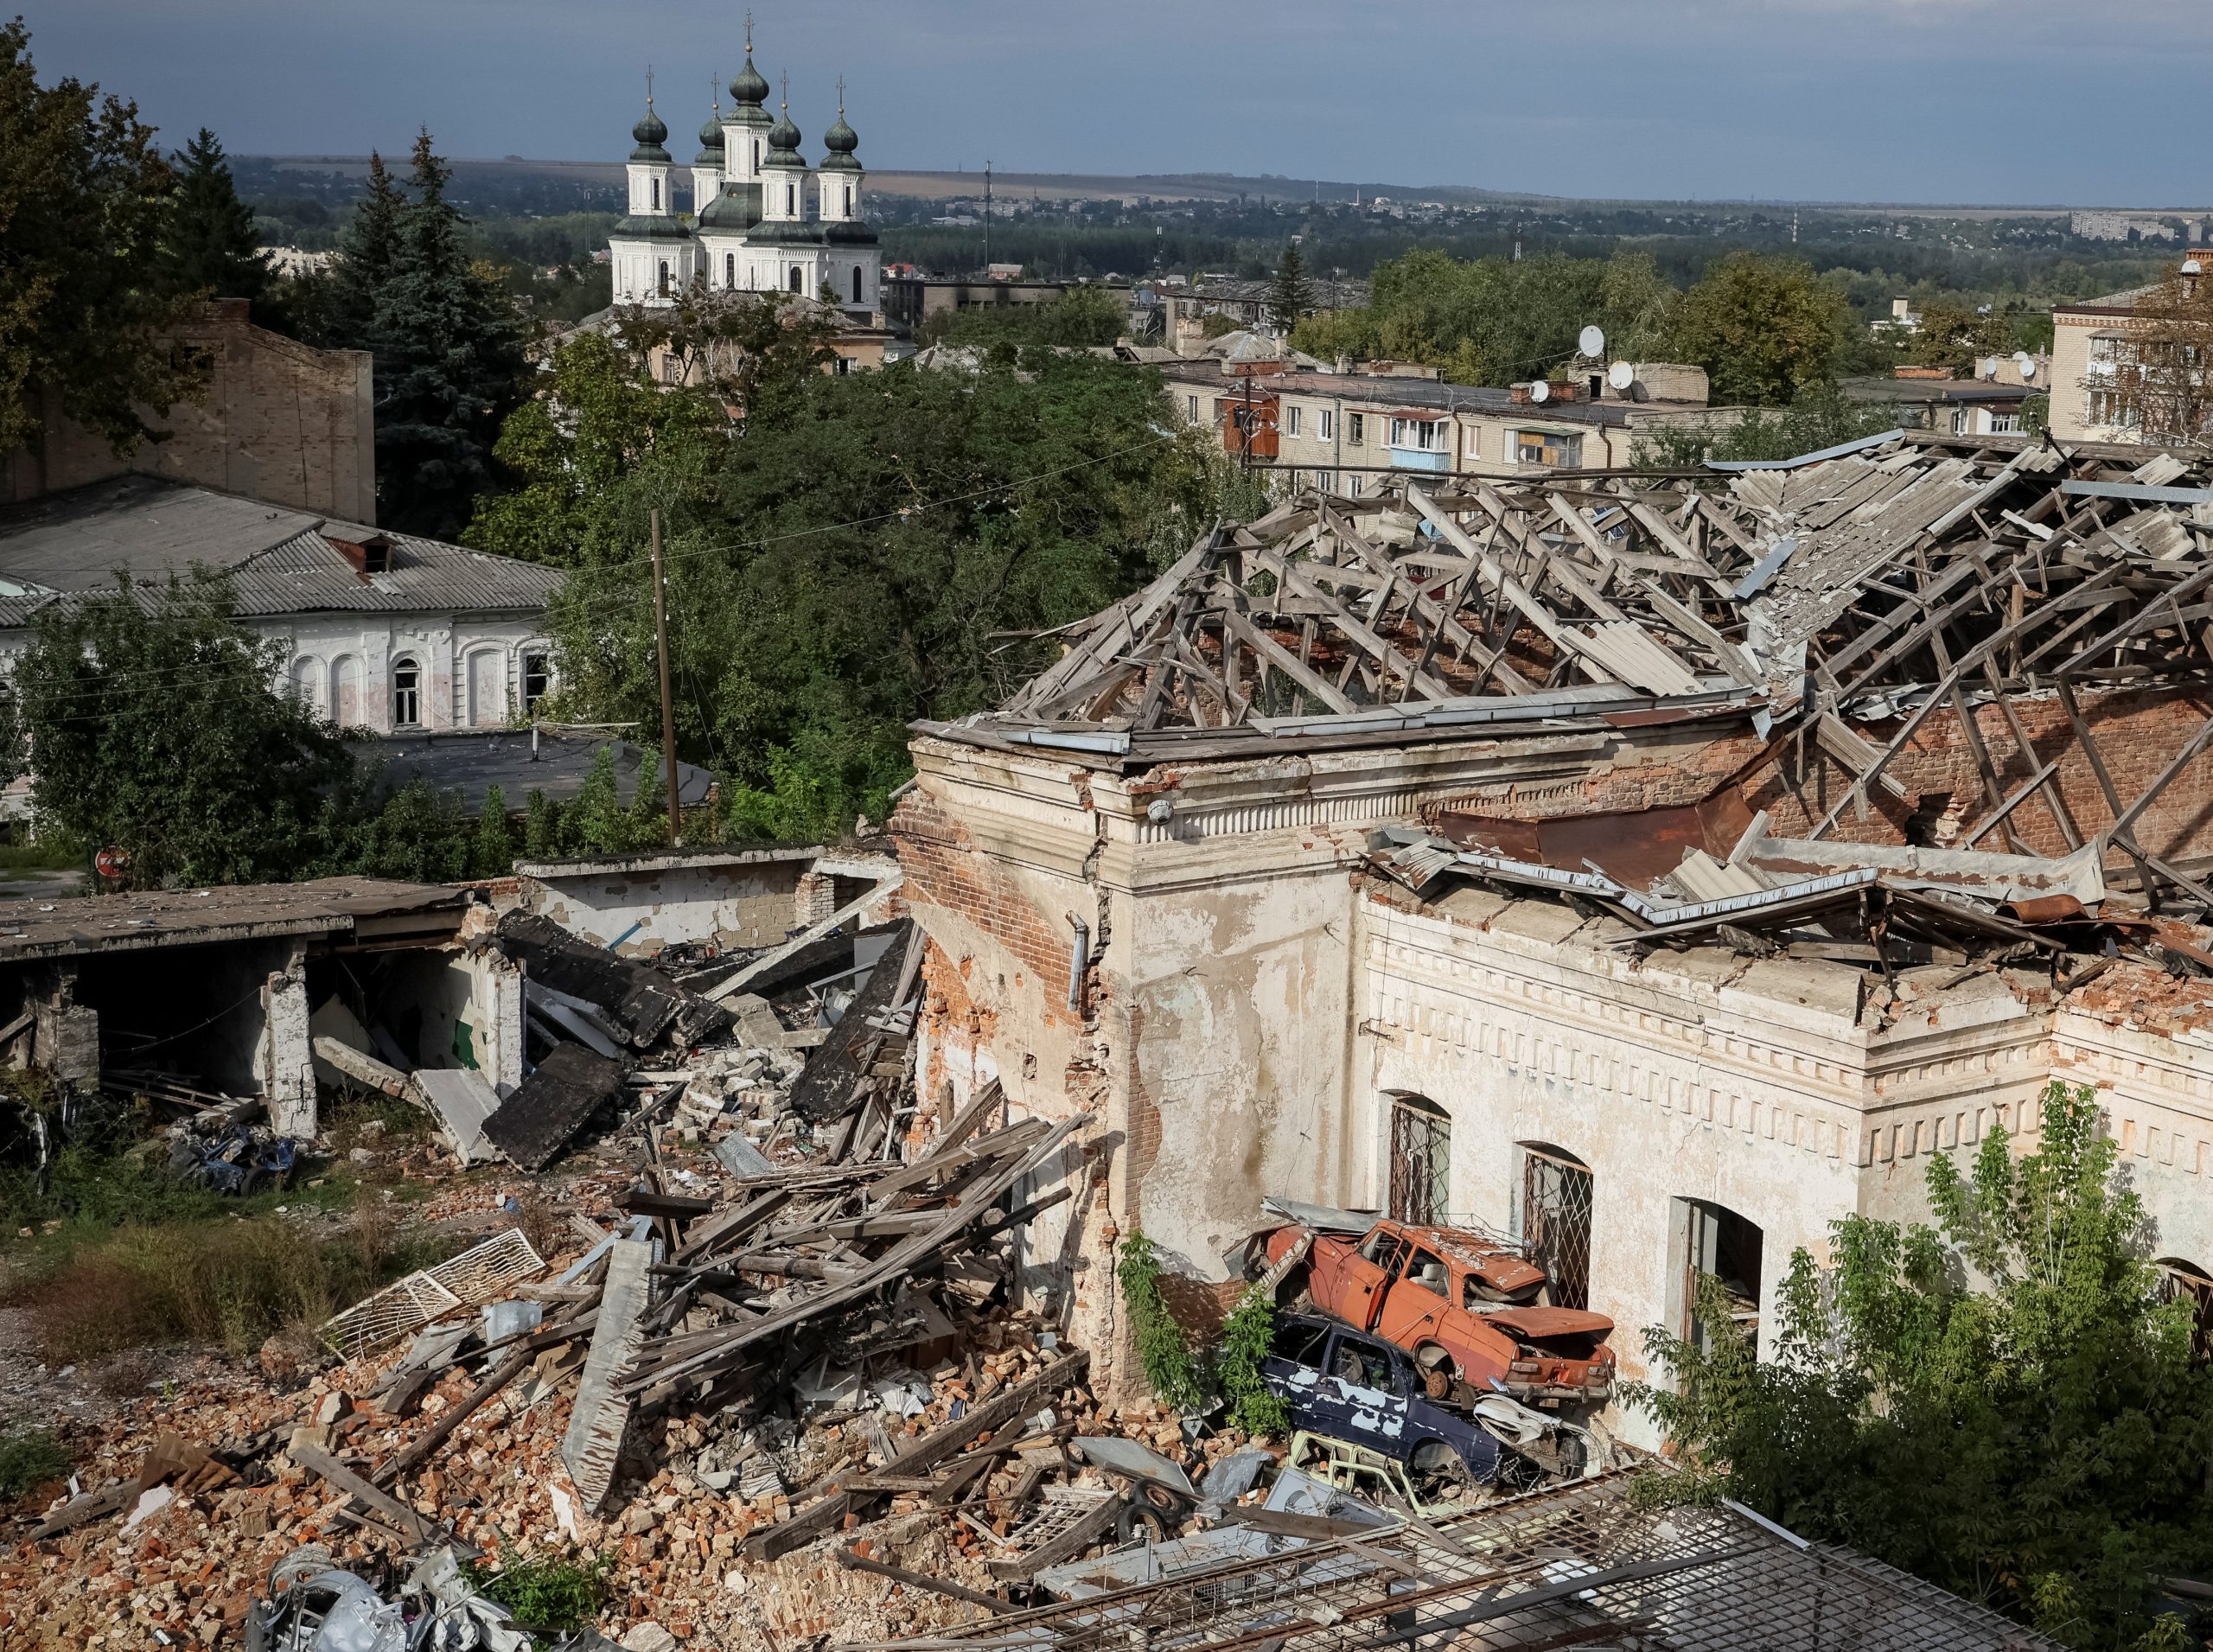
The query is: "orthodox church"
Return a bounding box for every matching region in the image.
[608,29,879,313]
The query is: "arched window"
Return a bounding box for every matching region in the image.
[521,651,552,715]
[851,264,862,303]
[391,655,422,728]
[650,175,660,211]
[752,138,760,169]
[1387,1094,1450,1224]
[844,185,853,216]
[788,265,801,293]
[724,252,735,288]
[289,657,324,717]
[785,182,795,215]
[1518,1144,1592,1310]
[657,260,671,297]
[329,655,362,727]
[465,649,507,727]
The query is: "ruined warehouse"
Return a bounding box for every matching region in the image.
[891,431,2213,1419]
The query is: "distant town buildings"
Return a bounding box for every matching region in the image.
[1158,275,1369,356]
[1160,349,1730,483]
[608,26,880,314]
[2070,210,2207,245]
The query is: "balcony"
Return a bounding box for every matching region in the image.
[1389,447,1450,472]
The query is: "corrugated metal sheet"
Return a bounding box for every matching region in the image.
[0,478,560,626]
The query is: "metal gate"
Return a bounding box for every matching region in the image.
[1521,1146,1593,1311]
[1387,1097,1451,1225]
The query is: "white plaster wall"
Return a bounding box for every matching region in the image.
[521,859,810,954]
[2054,1011,2213,1274]
[1120,843,1364,1285]
[271,616,551,734]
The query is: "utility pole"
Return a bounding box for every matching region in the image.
[649,509,680,846]
[983,159,993,271]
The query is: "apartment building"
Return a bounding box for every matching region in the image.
[1161,359,1730,486]
[2049,259,2206,447]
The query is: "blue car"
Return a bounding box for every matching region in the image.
[1260,1311,1502,1495]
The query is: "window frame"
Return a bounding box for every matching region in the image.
[1319,407,1336,441]
[390,654,424,730]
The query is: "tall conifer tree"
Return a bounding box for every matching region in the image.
[156,128,269,303]
[316,150,404,353]
[368,131,526,535]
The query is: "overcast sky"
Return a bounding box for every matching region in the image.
[29,0,2213,206]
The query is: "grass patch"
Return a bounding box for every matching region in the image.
[0,832,84,874]
[11,1190,460,1362]
[0,1426,69,1500]
[469,1548,611,1631]
[1,1104,360,1266]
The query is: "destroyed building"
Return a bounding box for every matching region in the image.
[893,430,2213,1420]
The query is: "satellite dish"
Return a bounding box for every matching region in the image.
[1979,357,1999,381]
[1578,324,1605,359]
[1607,360,1635,392]
[2020,356,2038,380]
[2185,258,2204,276]
[1529,380,1551,403]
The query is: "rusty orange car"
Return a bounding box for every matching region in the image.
[1258,1217,1616,1405]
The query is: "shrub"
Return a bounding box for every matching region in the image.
[1215,1286,1291,1437]
[469,1548,610,1631]
[1114,1228,1203,1410]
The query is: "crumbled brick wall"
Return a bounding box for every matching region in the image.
[890,788,1079,1011]
[1422,726,1769,825]
[1749,686,2213,861]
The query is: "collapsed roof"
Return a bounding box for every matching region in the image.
[934,431,2213,783]
[920,429,2213,965]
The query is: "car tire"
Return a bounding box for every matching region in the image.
[1413,1343,1455,1400]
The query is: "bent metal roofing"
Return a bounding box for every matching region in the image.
[0,475,562,627]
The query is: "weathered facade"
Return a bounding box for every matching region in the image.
[892,433,2213,1429]
[0,299,374,522]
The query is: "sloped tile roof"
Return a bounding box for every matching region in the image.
[0,475,562,627]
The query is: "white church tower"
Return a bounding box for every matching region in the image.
[608,30,878,316]
[608,78,698,306]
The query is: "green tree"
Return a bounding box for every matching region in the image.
[11,575,353,888]
[1630,1081,2213,1650]
[1667,252,1852,405]
[155,128,270,305]
[1632,385,1903,468]
[471,784,516,877]
[930,286,1127,350]
[1266,242,1315,335]
[470,328,1228,840]
[1909,298,2017,374]
[0,19,201,461]
[369,131,528,536]
[309,150,405,353]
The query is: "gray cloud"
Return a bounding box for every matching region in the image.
[26,0,2213,204]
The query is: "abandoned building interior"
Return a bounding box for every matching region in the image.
[890,428,2213,1419]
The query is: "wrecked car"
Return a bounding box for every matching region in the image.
[1281,1430,1483,1520]
[1257,1218,1616,1404]
[1259,1311,1501,1496]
